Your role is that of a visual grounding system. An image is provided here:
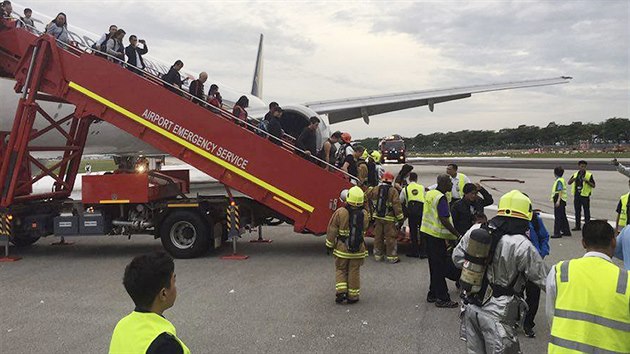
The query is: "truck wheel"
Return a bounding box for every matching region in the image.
[160,211,210,258]
[10,235,40,247]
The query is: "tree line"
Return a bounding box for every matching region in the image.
[357,117,630,153]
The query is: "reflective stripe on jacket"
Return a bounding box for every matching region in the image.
[548,257,630,354]
[420,189,456,240]
[366,184,404,222]
[109,311,190,354]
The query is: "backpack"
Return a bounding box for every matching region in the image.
[257,119,269,137]
[376,184,391,218]
[335,143,351,168]
[91,33,110,53]
[345,207,365,253]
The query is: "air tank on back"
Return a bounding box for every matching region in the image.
[460,228,493,294]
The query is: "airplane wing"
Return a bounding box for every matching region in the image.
[304,76,572,124]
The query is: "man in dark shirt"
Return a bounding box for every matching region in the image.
[109,252,189,354]
[318,131,341,169]
[264,101,279,122]
[296,116,320,157]
[125,35,148,74]
[267,106,284,144]
[568,160,596,231]
[188,72,207,103]
[342,146,365,179]
[450,183,494,235]
[162,60,184,95]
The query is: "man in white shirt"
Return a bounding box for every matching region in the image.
[429,163,471,202]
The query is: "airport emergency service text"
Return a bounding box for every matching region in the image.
[141,109,249,170]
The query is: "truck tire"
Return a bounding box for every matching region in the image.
[10,235,40,247]
[160,210,210,258]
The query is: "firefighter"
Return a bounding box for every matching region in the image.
[357,148,369,188]
[370,150,384,182]
[326,186,369,304]
[366,171,404,263]
[452,190,548,353]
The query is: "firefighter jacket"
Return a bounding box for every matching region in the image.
[357,159,369,187]
[326,207,369,259]
[366,183,404,223]
[452,223,548,324]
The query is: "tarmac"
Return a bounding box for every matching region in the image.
[0,163,628,353]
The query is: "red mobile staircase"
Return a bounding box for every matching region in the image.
[0,21,352,235]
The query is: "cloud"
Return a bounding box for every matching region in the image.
[21,0,629,138]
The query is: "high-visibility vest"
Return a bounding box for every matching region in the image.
[548,257,630,354]
[404,182,425,206]
[571,171,594,197]
[619,192,629,227]
[445,173,467,201]
[551,177,567,202]
[109,311,191,354]
[420,190,456,240]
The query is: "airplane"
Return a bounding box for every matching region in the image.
[1,3,571,193]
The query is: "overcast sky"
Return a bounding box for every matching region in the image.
[24,0,629,138]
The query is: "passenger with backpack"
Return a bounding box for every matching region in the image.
[106,29,126,64]
[335,132,353,168]
[93,25,117,54]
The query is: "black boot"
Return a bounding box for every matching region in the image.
[335,293,347,304]
[347,298,359,304]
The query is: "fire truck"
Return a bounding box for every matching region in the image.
[379,135,406,163]
[0,20,354,258]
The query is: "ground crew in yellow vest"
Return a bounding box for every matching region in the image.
[422,174,462,308]
[366,171,404,263]
[546,220,630,354]
[615,179,630,233]
[399,172,426,258]
[326,186,370,304]
[452,190,548,353]
[109,252,190,354]
[551,166,572,239]
[567,160,596,231]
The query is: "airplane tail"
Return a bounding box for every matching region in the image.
[251,34,264,99]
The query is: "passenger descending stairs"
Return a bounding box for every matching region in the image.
[0,22,352,234]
